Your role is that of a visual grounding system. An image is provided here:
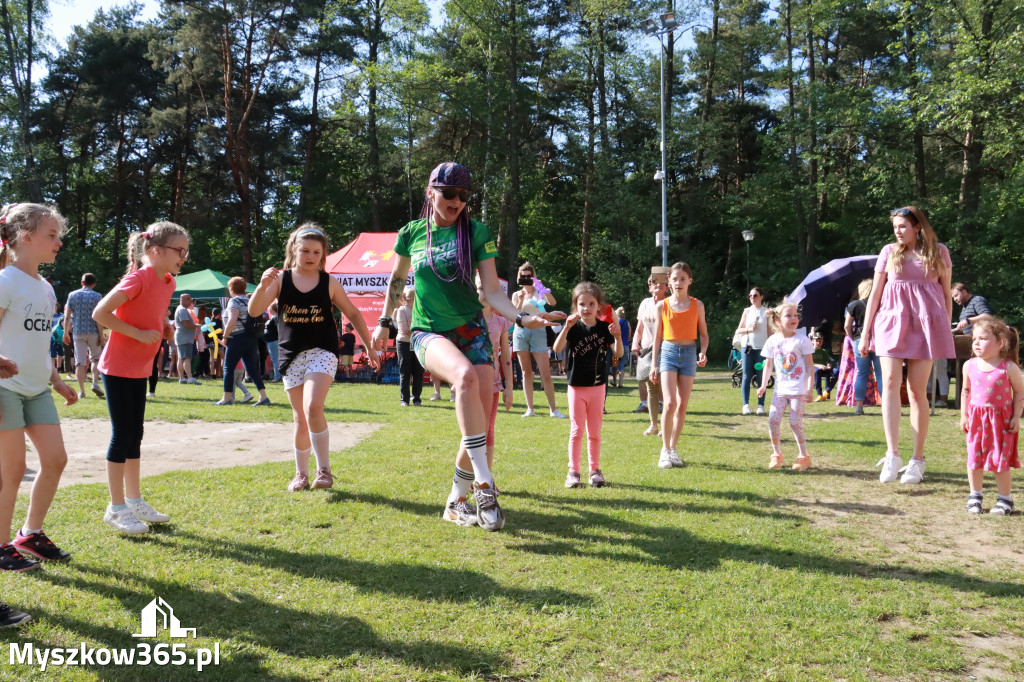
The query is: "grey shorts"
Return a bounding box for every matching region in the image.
[176,342,195,359]
[0,386,60,431]
[73,333,103,366]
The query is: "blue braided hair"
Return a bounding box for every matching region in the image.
[419,162,474,286]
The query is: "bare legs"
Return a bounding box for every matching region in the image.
[880,357,933,461]
[660,372,695,451]
[516,350,558,412]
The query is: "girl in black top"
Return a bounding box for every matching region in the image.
[249,224,379,492]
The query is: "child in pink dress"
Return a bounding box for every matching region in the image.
[960,316,1023,515]
[860,206,955,485]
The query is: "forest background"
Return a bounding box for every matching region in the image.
[1,0,1021,359]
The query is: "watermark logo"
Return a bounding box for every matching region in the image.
[134,597,196,639]
[10,596,219,672]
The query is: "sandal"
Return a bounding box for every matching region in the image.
[965,496,983,514]
[643,425,659,437]
[990,498,1014,515]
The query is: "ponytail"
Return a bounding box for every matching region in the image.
[125,221,189,275]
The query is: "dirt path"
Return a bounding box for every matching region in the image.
[20,419,383,492]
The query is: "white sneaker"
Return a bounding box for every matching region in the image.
[668,449,684,468]
[898,459,926,485]
[146,392,155,397]
[78,392,86,399]
[550,409,568,419]
[104,508,149,534]
[756,406,766,416]
[742,404,751,415]
[876,453,903,483]
[127,499,170,523]
[522,409,536,418]
[658,448,674,469]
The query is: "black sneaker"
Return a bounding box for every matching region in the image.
[13,530,71,562]
[0,544,41,572]
[0,603,31,628]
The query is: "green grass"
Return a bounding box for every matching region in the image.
[1,372,1022,680]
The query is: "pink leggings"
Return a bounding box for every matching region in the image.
[568,385,605,472]
[486,391,499,447]
[768,393,808,456]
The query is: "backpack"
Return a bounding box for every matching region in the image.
[243,312,267,337]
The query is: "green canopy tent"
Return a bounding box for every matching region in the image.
[173,269,256,303]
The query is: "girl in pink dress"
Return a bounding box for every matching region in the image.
[960,316,1023,515]
[860,206,955,485]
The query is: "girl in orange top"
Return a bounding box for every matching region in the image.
[651,262,708,469]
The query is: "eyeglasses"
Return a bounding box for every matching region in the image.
[748,293,760,298]
[436,187,471,202]
[162,245,189,259]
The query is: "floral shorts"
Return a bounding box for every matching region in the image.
[411,313,493,367]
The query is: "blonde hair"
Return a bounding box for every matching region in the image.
[972,315,1018,364]
[887,206,946,277]
[125,221,188,275]
[766,301,799,333]
[571,281,604,313]
[283,223,329,271]
[856,278,873,300]
[0,203,67,269]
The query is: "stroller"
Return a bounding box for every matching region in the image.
[730,348,774,390]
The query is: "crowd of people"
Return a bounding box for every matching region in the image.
[0,171,1016,629]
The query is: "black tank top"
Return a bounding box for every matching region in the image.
[277,270,339,373]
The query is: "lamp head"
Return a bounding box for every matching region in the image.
[741,229,755,243]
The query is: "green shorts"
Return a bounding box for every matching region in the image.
[0,385,60,431]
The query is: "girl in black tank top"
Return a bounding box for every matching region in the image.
[247,225,379,494]
[277,270,338,373]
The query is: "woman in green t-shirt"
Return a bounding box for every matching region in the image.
[372,162,560,532]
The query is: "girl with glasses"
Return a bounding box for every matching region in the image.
[860,206,955,485]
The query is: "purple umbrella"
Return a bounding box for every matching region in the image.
[788,255,877,328]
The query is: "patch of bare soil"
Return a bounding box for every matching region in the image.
[21,419,383,492]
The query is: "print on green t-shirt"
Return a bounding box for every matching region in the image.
[394,218,497,332]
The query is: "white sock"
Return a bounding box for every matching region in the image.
[462,434,492,486]
[20,526,40,537]
[448,467,475,504]
[310,428,330,472]
[294,447,312,475]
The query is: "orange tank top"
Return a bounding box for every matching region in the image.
[662,297,700,341]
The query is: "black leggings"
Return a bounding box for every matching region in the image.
[223,334,265,393]
[397,340,423,402]
[102,374,148,463]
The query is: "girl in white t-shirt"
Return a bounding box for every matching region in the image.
[0,203,78,571]
[758,302,815,470]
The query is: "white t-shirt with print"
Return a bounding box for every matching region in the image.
[761,331,814,396]
[637,297,658,349]
[0,266,58,395]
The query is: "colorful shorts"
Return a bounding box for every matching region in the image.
[412,313,493,367]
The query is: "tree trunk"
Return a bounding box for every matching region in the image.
[785,0,807,272]
[367,0,383,231]
[802,0,818,274]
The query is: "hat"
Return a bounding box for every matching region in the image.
[650,266,669,283]
[428,162,472,189]
[812,332,822,340]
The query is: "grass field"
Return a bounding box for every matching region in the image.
[0,372,1022,681]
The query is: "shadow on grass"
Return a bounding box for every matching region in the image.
[146,529,591,610]
[492,491,1024,597]
[31,570,501,680]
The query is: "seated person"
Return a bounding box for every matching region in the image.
[812,332,838,401]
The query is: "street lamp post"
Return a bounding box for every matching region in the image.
[642,13,679,268]
[741,229,755,293]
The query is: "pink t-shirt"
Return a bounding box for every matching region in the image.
[98,266,176,379]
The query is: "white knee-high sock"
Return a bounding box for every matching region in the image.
[462,434,492,486]
[310,428,330,471]
[448,466,475,504]
[294,447,312,475]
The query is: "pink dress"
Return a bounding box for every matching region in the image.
[965,358,1020,473]
[870,242,955,359]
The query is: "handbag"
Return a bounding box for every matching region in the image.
[732,329,744,352]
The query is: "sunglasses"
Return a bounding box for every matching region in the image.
[435,187,472,202]
[162,245,189,259]
[748,293,760,298]
[890,208,914,218]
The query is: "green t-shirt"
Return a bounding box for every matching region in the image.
[394,217,498,331]
[812,348,832,365]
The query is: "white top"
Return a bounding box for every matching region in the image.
[761,331,814,396]
[637,297,659,349]
[0,266,58,395]
[740,305,768,349]
[394,305,412,343]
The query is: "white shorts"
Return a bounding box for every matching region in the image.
[283,348,338,390]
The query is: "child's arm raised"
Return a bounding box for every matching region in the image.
[93,290,160,345]
[960,361,973,434]
[650,301,665,384]
[697,300,709,367]
[248,268,282,316]
[552,313,579,354]
[1005,361,1024,433]
[329,277,379,368]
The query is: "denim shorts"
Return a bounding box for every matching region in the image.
[512,324,547,353]
[658,342,697,377]
[412,312,493,367]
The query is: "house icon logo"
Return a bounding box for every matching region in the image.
[133,597,197,638]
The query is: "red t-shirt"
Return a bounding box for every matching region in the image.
[98,266,176,379]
